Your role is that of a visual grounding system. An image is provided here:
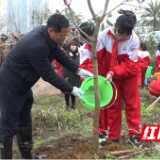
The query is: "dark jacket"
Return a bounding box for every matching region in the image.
[62,51,80,94]
[0,26,79,93]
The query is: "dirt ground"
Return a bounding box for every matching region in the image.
[32,78,61,96]
[36,135,129,159]
[27,80,157,159]
[35,134,154,159]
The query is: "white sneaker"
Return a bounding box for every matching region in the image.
[99,132,108,144]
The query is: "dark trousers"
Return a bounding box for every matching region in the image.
[0,82,33,136]
[65,94,75,106]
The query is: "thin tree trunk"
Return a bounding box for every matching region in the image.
[64,0,134,154]
[91,21,101,153]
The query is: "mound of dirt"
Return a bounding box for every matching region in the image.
[35,135,129,159]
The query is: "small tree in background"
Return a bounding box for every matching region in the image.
[141,0,160,31]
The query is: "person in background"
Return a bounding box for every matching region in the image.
[62,40,80,110]
[19,33,25,39]
[0,33,8,45]
[53,43,68,76]
[61,43,68,52]
[0,34,10,67]
[79,22,110,144]
[156,43,160,72]
[11,33,19,45]
[53,43,68,96]
[9,33,19,49]
[79,22,94,82]
[138,42,151,87]
[149,44,160,97]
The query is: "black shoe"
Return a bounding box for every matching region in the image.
[71,105,76,110]
[0,135,13,159]
[111,139,121,143]
[130,135,142,147]
[99,132,107,144]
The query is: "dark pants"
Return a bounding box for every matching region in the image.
[0,82,33,136]
[65,94,75,106]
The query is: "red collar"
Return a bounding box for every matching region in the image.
[84,44,92,52]
[107,30,130,41]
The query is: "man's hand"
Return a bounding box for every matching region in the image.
[71,87,84,99]
[78,69,93,80]
[105,73,112,82]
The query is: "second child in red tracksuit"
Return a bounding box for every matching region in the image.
[138,42,151,87]
[79,22,109,142]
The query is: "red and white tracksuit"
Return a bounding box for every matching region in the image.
[79,43,108,131]
[79,44,92,70]
[79,43,92,83]
[156,50,160,72]
[138,50,151,87]
[94,27,141,139]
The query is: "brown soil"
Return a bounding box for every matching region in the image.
[35,135,129,159]
[20,80,157,159]
[32,78,61,96]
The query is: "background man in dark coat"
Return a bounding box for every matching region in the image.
[0,14,92,159]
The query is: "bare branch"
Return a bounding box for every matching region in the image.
[100,0,110,22]
[63,0,91,41]
[87,0,98,21]
[69,0,72,6]
[123,3,146,9]
[104,0,131,16]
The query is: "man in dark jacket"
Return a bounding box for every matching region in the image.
[0,14,92,159]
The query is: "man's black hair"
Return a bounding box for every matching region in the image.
[140,42,147,51]
[115,10,137,35]
[79,22,95,39]
[47,14,69,33]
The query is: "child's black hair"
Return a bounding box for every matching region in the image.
[115,9,137,35]
[140,42,147,51]
[61,43,68,52]
[79,22,95,39]
[68,40,78,53]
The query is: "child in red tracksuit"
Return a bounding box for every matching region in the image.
[91,9,141,147]
[79,22,109,143]
[156,43,160,72]
[138,42,151,87]
[79,22,94,83]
